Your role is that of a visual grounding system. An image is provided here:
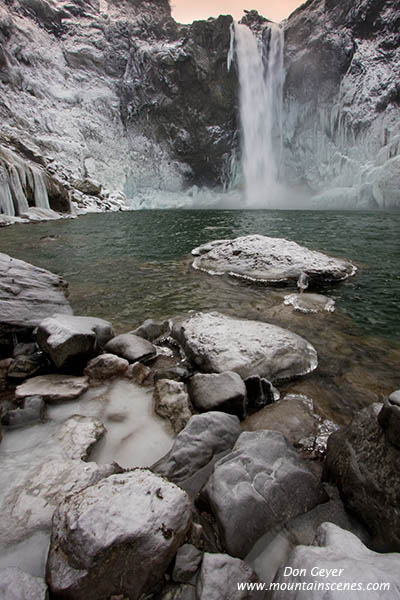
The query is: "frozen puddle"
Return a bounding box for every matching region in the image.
[48,379,175,468]
[0,379,174,577]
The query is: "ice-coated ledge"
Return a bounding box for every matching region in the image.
[192,235,357,285]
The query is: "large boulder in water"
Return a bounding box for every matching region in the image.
[324,402,400,551]
[0,253,71,335]
[271,523,400,599]
[201,430,327,558]
[172,312,318,381]
[46,470,192,600]
[191,235,356,285]
[36,314,114,370]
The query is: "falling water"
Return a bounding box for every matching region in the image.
[230,22,284,207]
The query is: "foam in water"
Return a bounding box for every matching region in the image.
[232,22,285,207]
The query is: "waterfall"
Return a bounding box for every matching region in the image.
[231,22,285,207]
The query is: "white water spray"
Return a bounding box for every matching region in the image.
[230,22,285,207]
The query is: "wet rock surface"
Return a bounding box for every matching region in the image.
[0,253,71,335]
[324,402,400,551]
[15,374,89,403]
[105,332,157,363]
[36,314,114,370]
[192,236,356,285]
[378,389,400,448]
[172,311,318,381]
[188,371,247,419]
[46,470,192,600]
[271,523,400,599]
[202,430,327,558]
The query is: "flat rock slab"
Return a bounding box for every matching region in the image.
[192,235,356,285]
[37,314,114,370]
[271,523,400,599]
[284,293,335,313]
[47,470,192,600]
[0,567,47,600]
[15,374,89,403]
[172,312,318,381]
[105,332,157,363]
[202,430,326,558]
[0,252,72,333]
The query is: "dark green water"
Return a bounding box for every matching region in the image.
[0,209,398,338]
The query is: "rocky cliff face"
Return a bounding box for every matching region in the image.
[283,0,400,208]
[0,0,237,216]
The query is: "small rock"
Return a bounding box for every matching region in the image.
[0,567,47,600]
[132,319,171,342]
[189,371,247,419]
[126,361,152,384]
[378,390,400,448]
[46,470,192,600]
[153,412,241,487]
[13,342,37,357]
[15,374,89,403]
[7,354,43,380]
[51,415,105,460]
[173,544,203,583]
[153,379,192,434]
[197,553,266,600]
[84,353,129,380]
[105,333,157,363]
[2,395,46,428]
[153,367,191,384]
[37,314,114,370]
[284,292,335,313]
[202,430,327,557]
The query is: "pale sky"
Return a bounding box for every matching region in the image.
[171,1,304,24]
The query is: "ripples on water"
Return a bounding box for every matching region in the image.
[0,209,399,422]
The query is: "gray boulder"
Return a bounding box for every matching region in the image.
[132,318,171,342]
[197,552,266,599]
[188,371,247,419]
[173,544,203,583]
[0,252,71,335]
[15,374,89,403]
[7,353,44,380]
[153,412,241,489]
[105,332,157,363]
[271,523,400,599]
[0,567,47,600]
[378,390,400,448]
[37,314,114,370]
[172,312,318,381]
[153,379,192,434]
[202,430,327,557]
[46,470,192,600]
[191,235,356,285]
[84,353,129,380]
[324,402,400,551]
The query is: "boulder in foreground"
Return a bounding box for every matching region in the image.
[192,235,356,285]
[46,470,192,600]
[172,312,318,381]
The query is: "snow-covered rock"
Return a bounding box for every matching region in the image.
[172,312,318,382]
[46,470,192,600]
[153,378,192,434]
[284,293,335,313]
[192,235,356,285]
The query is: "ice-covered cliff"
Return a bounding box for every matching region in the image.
[0,0,236,216]
[283,0,400,208]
